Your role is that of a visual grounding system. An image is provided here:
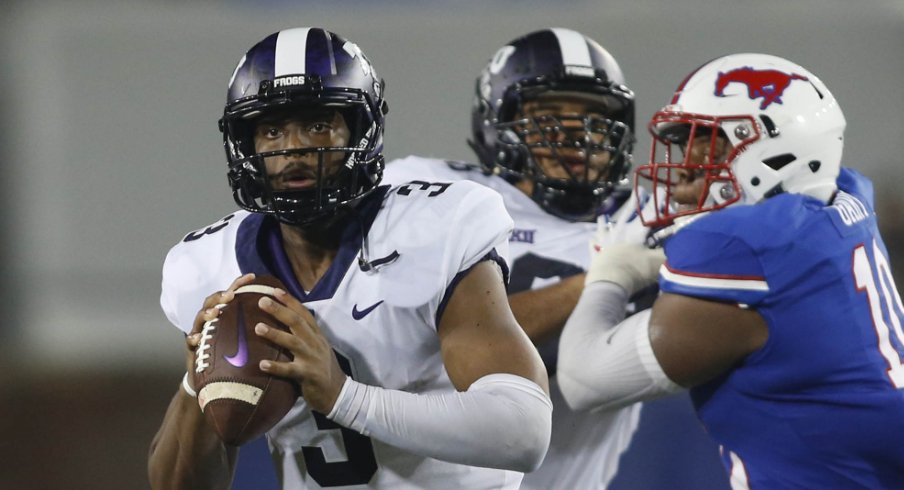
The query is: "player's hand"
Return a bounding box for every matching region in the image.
[254,289,347,415]
[585,243,665,294]
[586,188,667,293]
[185,274,257,381]
[590,187,658,253]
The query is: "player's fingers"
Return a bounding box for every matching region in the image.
[204,274,256,311]
[253,321,307,356]
[271,289,317,325]
[185,332,202,349]
[206,274,255,309]
[189,274,255,335]
[191,296,228,336]
[257,358,304,381]
[258,295,318,338]
[227,273,256,292]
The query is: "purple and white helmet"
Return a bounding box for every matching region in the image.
[219,27,387,226]
[469,28,635,221]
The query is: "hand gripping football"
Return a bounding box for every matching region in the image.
[191,275,299,446]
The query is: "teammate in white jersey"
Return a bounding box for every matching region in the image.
[384,28,644,490]
[147,27,552,490]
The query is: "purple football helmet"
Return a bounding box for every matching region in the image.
[219,27,388,226]
[470,28,635,221]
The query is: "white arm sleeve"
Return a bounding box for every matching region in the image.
[327,373,552,473]
[558,282,682,412]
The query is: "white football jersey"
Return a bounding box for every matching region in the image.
[384,155,642,490]
[160,181,526,489]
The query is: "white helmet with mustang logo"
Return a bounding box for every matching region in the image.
[637,53,846,227]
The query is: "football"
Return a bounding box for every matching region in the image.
[191,275,299,446]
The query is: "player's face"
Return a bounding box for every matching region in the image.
[253,109,351,190]
[517,92,613,183]
[672,130,731,206]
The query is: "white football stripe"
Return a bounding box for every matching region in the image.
[552,27,591,67]
[275,27,310,76]
[660,265,769,292]
[234,284,279,296]
[198,381,264,411]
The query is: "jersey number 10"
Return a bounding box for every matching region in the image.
[853,239,904,388]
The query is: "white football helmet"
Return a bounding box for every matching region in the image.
[636,53,845,227]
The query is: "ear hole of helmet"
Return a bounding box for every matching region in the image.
[759,115,780,137]
[762,153,797,171]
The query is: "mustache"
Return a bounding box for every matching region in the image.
[270,164,320,181]
[269,163,346,188]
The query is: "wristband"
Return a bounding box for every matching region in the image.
[182,372,198,398]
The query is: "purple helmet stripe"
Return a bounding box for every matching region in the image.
[304,28,335,77]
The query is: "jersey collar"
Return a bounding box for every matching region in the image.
[235,185,390,302]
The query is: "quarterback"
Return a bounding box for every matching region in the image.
[147,27,552,490]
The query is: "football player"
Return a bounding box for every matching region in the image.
[384,28,647,489]
[558,53,904,488]
[148,27,552,490]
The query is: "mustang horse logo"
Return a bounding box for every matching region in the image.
[715,66,808,110]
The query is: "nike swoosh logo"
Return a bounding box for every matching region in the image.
[225,305,249,367]
[352,300,384,320]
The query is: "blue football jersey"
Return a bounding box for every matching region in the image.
[659,168,904,488]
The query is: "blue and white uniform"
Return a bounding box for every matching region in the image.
[660,168,904,489]
[384,155,641,490]
[161,181,526,489]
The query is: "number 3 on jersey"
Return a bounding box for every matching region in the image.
[302,352,378,486]
[853,239,904,388]
[183,214,235,242]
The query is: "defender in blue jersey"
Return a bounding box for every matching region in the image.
[148,28,552,490]
[558,53,904,489]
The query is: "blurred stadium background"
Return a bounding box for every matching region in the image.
[1,0,902,488]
